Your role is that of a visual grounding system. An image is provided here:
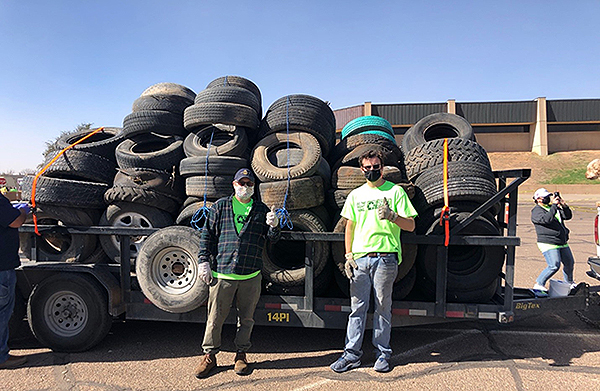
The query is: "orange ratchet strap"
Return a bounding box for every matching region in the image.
[439,138,450,246]
[31,127,105,235]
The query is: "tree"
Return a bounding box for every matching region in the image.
[39,123,93,169]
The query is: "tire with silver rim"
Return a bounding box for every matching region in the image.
[27,273,112,352]
[135,226,208,313]
[99,203,174,264]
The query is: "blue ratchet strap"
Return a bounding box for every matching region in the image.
[191,128,215,230]
[275,96,293,229]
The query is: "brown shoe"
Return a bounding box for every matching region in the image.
[194,353,216,378]
[0,354,27,369]
[234,351,250,375]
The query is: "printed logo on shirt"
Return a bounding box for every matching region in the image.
[356,198,386,212]
[236,215,248,225]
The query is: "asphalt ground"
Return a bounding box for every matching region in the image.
[3,194,600,391]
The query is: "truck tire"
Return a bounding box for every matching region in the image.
[55,127,123,162]
[179,156,248,177]
[185,175,233,199]
[412,161,497,211]
[109,167,185,200]
[43,149,116,184]
[262,210,330,286]
[206,76,262,113]
[22,175,108,209]
[183,102,259,131]
[183,125,249,158]
[99,203,174,264]
[175,200,213,228]
[132,94,193,115]
[194,85,261,116]
[122,110,187,138]
[251,131,321,182]
[258,176,324,210]
[140,82,196,102]
[19,204,98,263]
[401,113,475,153]
[135,226,208,313]
[115,134,185,171]
[271,149,332,191]
[335,143,402,170]
[404,138,491,181]
[27,273,112,352]
[416,211,504,291]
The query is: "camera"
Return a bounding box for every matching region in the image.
[553,191,561,198]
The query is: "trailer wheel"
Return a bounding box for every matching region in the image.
[27,274,112,352]
[135,226,208,313]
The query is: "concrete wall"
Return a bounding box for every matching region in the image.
[548,131,600,153]
[476,133,531,152]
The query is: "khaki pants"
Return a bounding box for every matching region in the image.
[202,274,262,354]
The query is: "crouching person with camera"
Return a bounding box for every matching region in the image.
[531,188,576,292]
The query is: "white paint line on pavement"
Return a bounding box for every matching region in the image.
[489,329,600,338]
[292,378,332,391]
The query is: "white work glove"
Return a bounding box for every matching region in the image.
[377,197,398,222]
[199,262,213,285]
[344,253,358,280]
[266,205,279,227]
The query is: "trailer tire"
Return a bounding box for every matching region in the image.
[22,175,109,209]
[122,110,187,138]
[27,273,112,352]
[185,176,233,199]
[140,82,196,102]
[183,102,259,131]
[115,134,185,171]
[55,127,123,162]
[136,226,208,313]
[332,165,405,189]
[194,85,261,116]
[175,201,213,228]
[99,203,174,264]
[330,133,397,165]
[206,76,262,110]
[401,113,475,153]
[132,95,193,115]
[335,143,402,169]
[179,156,248,177]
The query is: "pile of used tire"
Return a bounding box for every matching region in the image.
[327,116,417,300]
[251,94,335,296]
[20,127,123,263]
[401,113,501,303]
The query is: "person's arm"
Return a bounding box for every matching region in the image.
[9,209,27,228]
[559,203,572,220]
[198,205,218,264]
[531,204,558,225]
[344,219,355,254]
[391,215,415,232]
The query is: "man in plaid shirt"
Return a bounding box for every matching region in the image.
[194,168,280,378]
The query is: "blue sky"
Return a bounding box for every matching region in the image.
[1,1,599,172]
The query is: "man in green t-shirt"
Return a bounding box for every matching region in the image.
[331,149,417,374]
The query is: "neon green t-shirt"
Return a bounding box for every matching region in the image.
[341,181,418,263]
[212,197,260,281]
[536,204,569,253]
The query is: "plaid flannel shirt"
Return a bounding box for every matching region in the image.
[198,194,280,275]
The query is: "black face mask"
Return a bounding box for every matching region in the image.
[364,169,382,182]
[541,195,551,204]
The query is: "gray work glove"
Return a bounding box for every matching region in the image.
[199,261,213,285]
[344,253,358,280]
[377,197,398,222]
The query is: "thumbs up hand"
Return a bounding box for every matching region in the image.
[266,205,279,227]
[377,197,398,222]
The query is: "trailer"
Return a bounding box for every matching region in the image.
[13,169,595,352]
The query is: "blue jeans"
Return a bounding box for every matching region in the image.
[536,246,575,286]
[343,253,398,362]
[0,270,16,363]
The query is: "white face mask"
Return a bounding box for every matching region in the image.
[234,183,254,200]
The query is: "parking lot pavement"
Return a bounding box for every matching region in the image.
[3,196,600,390]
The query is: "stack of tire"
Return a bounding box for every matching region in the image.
[328,116,417,299]
[20,127,123,263]
[99,83,193,263]
[178,76,262,229]
[402,113,502,303]
[251,94,336,296]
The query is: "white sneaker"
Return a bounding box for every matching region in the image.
[533,283,547,291]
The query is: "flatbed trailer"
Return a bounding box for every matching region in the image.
[14,169,595,351]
